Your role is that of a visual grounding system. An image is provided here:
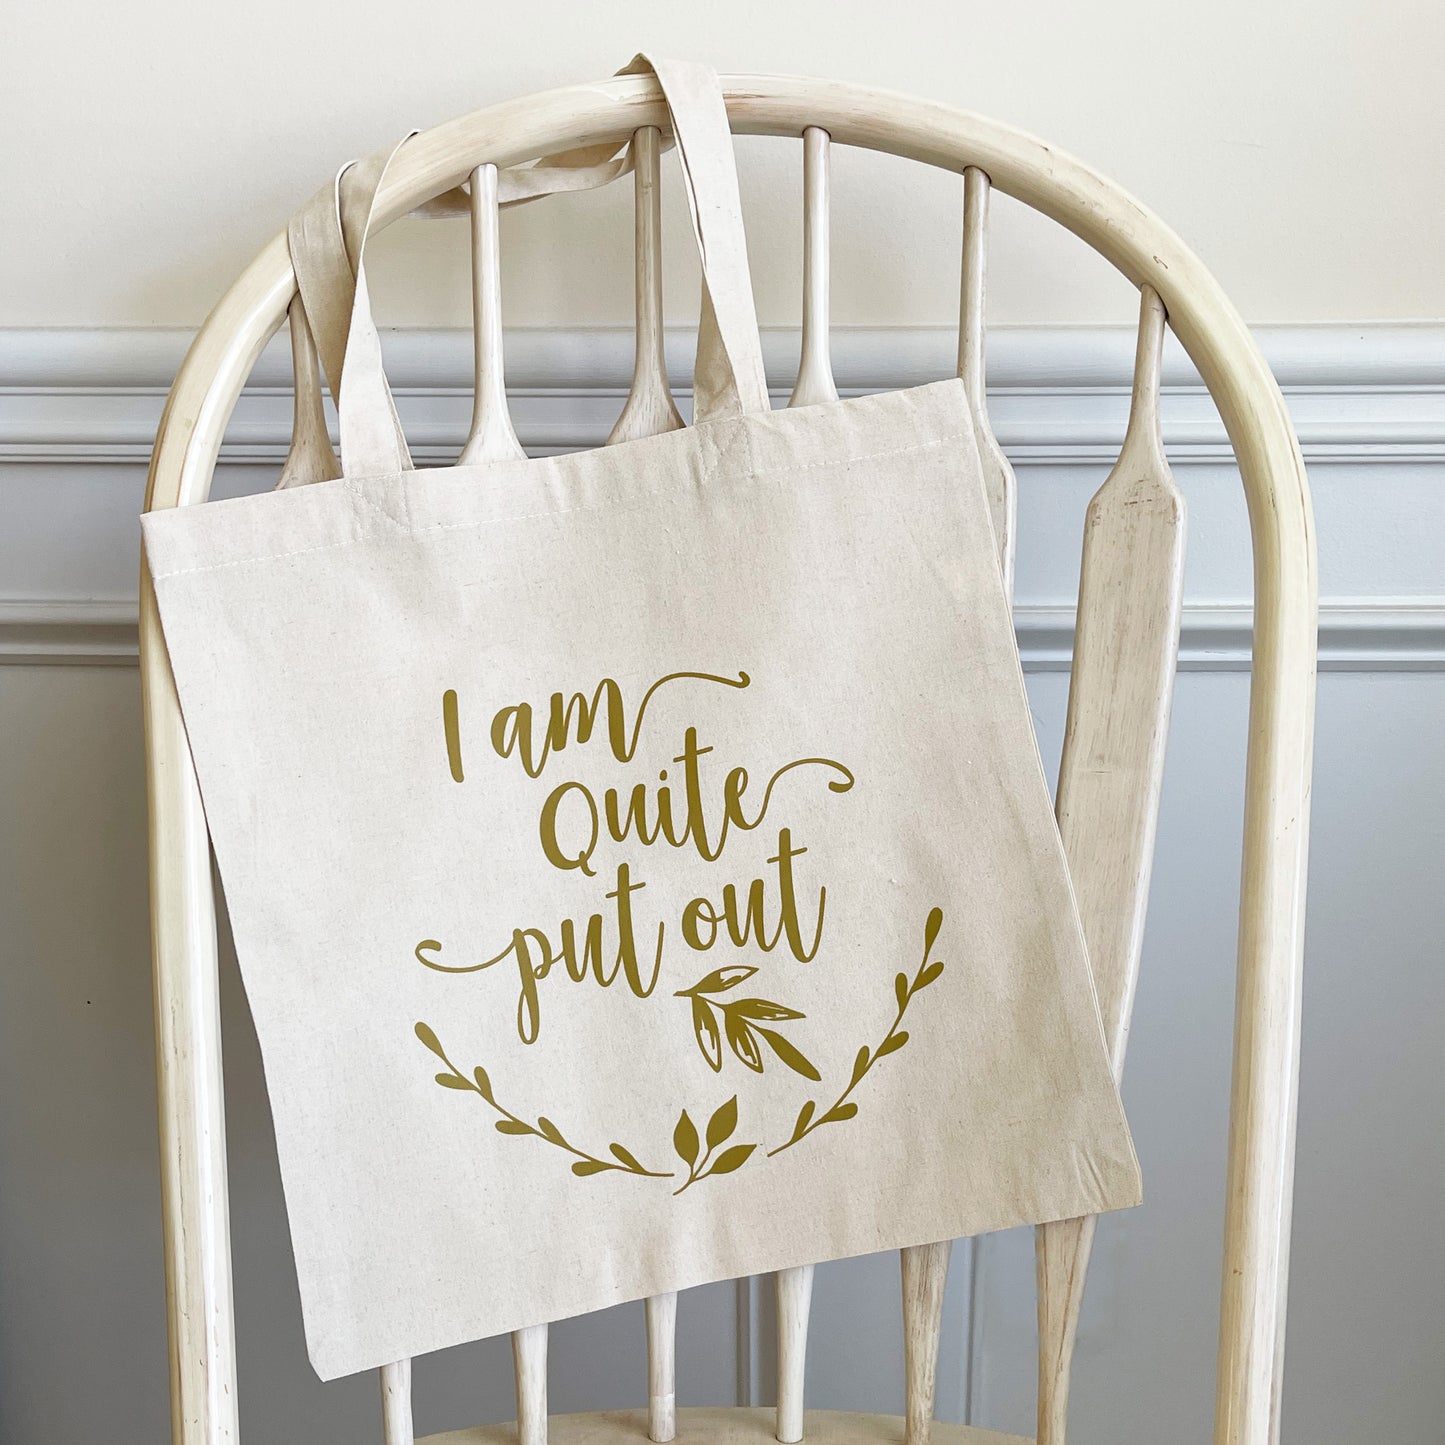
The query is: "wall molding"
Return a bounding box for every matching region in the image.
[2,323,1442,669]
[3,322,1444,468]
[5,596,1443,672]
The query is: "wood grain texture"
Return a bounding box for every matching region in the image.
[141,72,1315,1445]
[608,127,684,445]
[788,127,838,408]
[459,163,525,464]
[513,1323,549,1445]
[1035,285,1185,1445]
[646,1292,677,1443]
[900,1241,952,1445]
[274,298,338,488]
[141,560,239,1445]
[775,1265,814,1444]
[958,167,1016,592]
[418,1408,1029,1445]
[382,1358,415,1445]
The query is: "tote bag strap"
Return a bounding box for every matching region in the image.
[288,144,416,476]
[619,54,770,421]
[289,132,683,422]
[285,56,770,477]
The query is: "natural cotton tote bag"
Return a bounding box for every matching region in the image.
[142,55,1141,1380]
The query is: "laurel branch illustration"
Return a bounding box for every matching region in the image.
[416,906,945,1189]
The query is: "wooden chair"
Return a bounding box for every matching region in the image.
[141,67,1317,1445]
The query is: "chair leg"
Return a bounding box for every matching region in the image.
[1036,1216,1096,1445]
[901,1241,952,1445]
[646,1292,678,1443]
[513,1323,548,1445]
[776,1263,815,1442]
[380,1358,414,1445]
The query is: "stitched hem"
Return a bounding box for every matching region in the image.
[149,428,972,581]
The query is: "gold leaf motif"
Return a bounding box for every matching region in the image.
[687,965,758,996]
[673,1110,700,1167]
[692,998,724,1072]
[756,1027,822,1082]
[707,1144,756,1176]
[415,1021,446,1059]
[724,1013,764,1073]
[609,1143,644,1171]
[706,1096,739,1150]
[765,906,947,1161]
[917,960,945,989]
[924,907,944,955]
[419,901,947,1192]
[419,1025,671,1178]
[732,998,805,1023]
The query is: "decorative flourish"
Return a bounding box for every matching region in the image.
[415,1022,673,1179]
[767,907,945,1158]
[676,966,822,1080]
[671,1095,758,1195]
[415,906,945,1189]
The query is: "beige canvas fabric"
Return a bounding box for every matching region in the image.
[141,56,1141,1382]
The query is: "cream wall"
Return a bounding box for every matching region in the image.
[3,0,1443,329]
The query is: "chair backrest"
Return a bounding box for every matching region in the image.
[140,68,1317,1445]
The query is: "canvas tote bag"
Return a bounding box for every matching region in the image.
[142,56,1141,1381]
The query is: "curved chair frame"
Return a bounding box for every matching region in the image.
[141,71,1317,1445]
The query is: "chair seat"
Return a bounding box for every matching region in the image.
[422,1407,1030,1445]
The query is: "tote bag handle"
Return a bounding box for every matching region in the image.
[286,55,771,478]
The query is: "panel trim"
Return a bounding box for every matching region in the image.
[3,323,1444,467]
[6,321,1444,391]
[4,596,1442,671]
[4,323,1442,669]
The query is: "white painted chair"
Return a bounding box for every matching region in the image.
[141,68,1317,1445]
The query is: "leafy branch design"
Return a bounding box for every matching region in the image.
[676,966,821,1081]
[414,906,945,1190]
[415,1022,673,1179]
[767,907,945,1158]
[671,1095,758,1195]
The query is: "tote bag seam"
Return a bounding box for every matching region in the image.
[149,428,973,581]
[345,477,413,534]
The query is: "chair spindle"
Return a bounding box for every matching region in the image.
[900,1239,952,1445]
[609,126,684,444]
[769,123,838,1445]
[380,1358,414,1445]
[646,1290,678,1442]
[460,162,526,464]
[276,296,339,489]
[775,1264,815,1443]
[1035,284,1184,1445]
[789,126,838,408]
[512,1321,548,1445]
[604,131,684,1437]
[958,166,1017,591]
